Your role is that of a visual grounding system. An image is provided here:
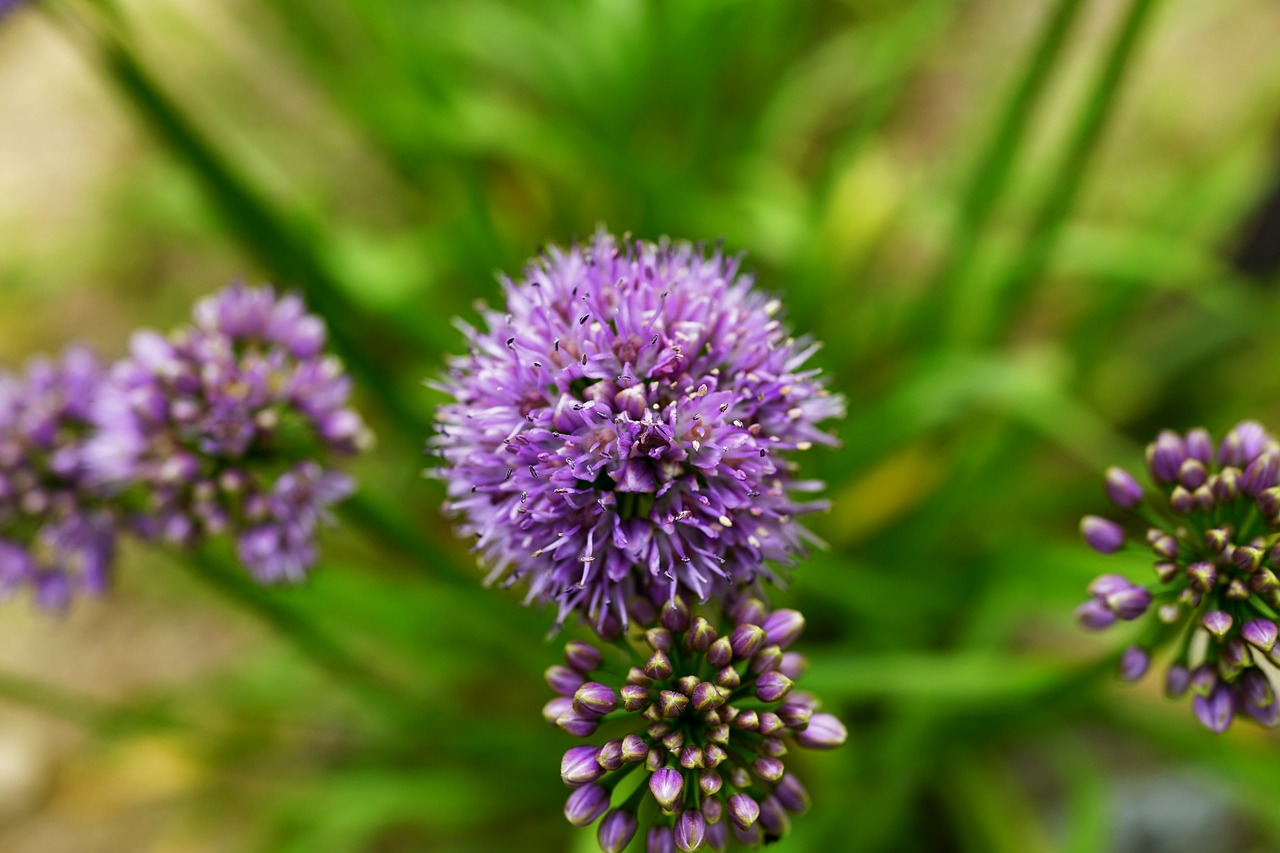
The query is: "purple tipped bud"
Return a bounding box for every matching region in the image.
[675,810,707,852]
[727,765,751,789]
[649,768,684,811]
[1151,534,1178,559]
[750,646,783,674]
[1235,546,1265,573]
[645,650,674,681]
[565,783,611,826]
[546,665,585,696]
[731,822,763,848]
[1187,561,1217,594]
[760,609,806,648]
[621,684,650,711]
[1075,599,1117,631]
[1105,466,1145,509]
[795,713,847,749]
[732,597,767,626]
[1243,619,1278,652]
[1157,603,1182,624]
[646,628,675,653]
[758,795,792,837]
[1222,637,1251,672]
[1169,486,1195,515]
[660,689,690,718]
[1165,664,1191,698]
[598,739,624,772]
[706,820,728,852]
[574,682,619,717]
[1191,664,1217,697]
[692,681,725,713]
[1193,684,1234,733]
[1220,421,1272,466]
[648,826,675,853]
[1214,467,1242,503]
[1154,561,1180,583]
[565,640,603,674]
[687,616,717,652]
[756,671,794,703]
[1241,451,1280,496]
[662,730,685,752]
[620,734,649,763]
[1226,578,1251,600]
[1118,646,1150,682]
[732,710,760,731]
[704,744,727,768]
[1178,458,1207,490]
[1185,428,1214,463]
[674,675,700,695]
[777,702,813,730]
[1087,573,1132,597]
[758,712,785,735]
[699,769,723,796]
[661,597,691,633]
[626,667,654,686]
[706,637,733,668]
[561,745,605,787]
[774,774,811,814]
[543,696,574,725]
[730,624,766,660]
[1241,669,1275,709]
[1147,431,1186,483]
[1202,610,1234,639]
[556,709,600,738]
[727,793,760,830]
[680,746,705,770]
[598,810,638,853]
[1204,528,1230,553]
[646,749,665,773]
[714,666,741,689]
[779,652,809,680]
[1106,586,1152,620]
[752,756,785,783]
[1080,516,1125,554]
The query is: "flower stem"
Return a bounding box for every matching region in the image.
[185,549,421,719]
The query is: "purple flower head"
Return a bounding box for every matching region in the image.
[87,283,371,582]
[432,231,843,629]
[1076,421,1280,732]
[0,348,118,609]
[542,594,839,846]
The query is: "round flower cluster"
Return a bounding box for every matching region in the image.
[1077,421,1280,732]
[87,283,371,582]
[0,348,117,609]
[545,595,846,851]
[432,231,843,630]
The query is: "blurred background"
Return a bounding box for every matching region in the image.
[3,0,1280,850]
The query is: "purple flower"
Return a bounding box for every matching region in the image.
[0,348,118,609]
[1076,421,1280,732]
[432,231,843,629]
[87,284,370,582]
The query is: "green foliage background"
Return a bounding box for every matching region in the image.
[2,0,1280,850]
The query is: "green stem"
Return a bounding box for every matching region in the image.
[932,0,1087,340]
[340,492,471,587]
[960,0,1163,346]
[185,549,420,718]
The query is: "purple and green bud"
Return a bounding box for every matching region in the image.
[564,783,611,826]
[599,810,638,853]
[1080,516,1125,554]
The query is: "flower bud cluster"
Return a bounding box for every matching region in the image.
[1078,421,1280,732]
[546,595,845,851]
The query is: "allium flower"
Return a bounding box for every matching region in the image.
[0,348,117,609]
[1076,421,1280,732]
[432,231,843,629]
[546,595,846,851]
[87,283,371,582]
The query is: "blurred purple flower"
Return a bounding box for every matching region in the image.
[0,348,117,609]
[87,283,371,582]
[432,231,843,629]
